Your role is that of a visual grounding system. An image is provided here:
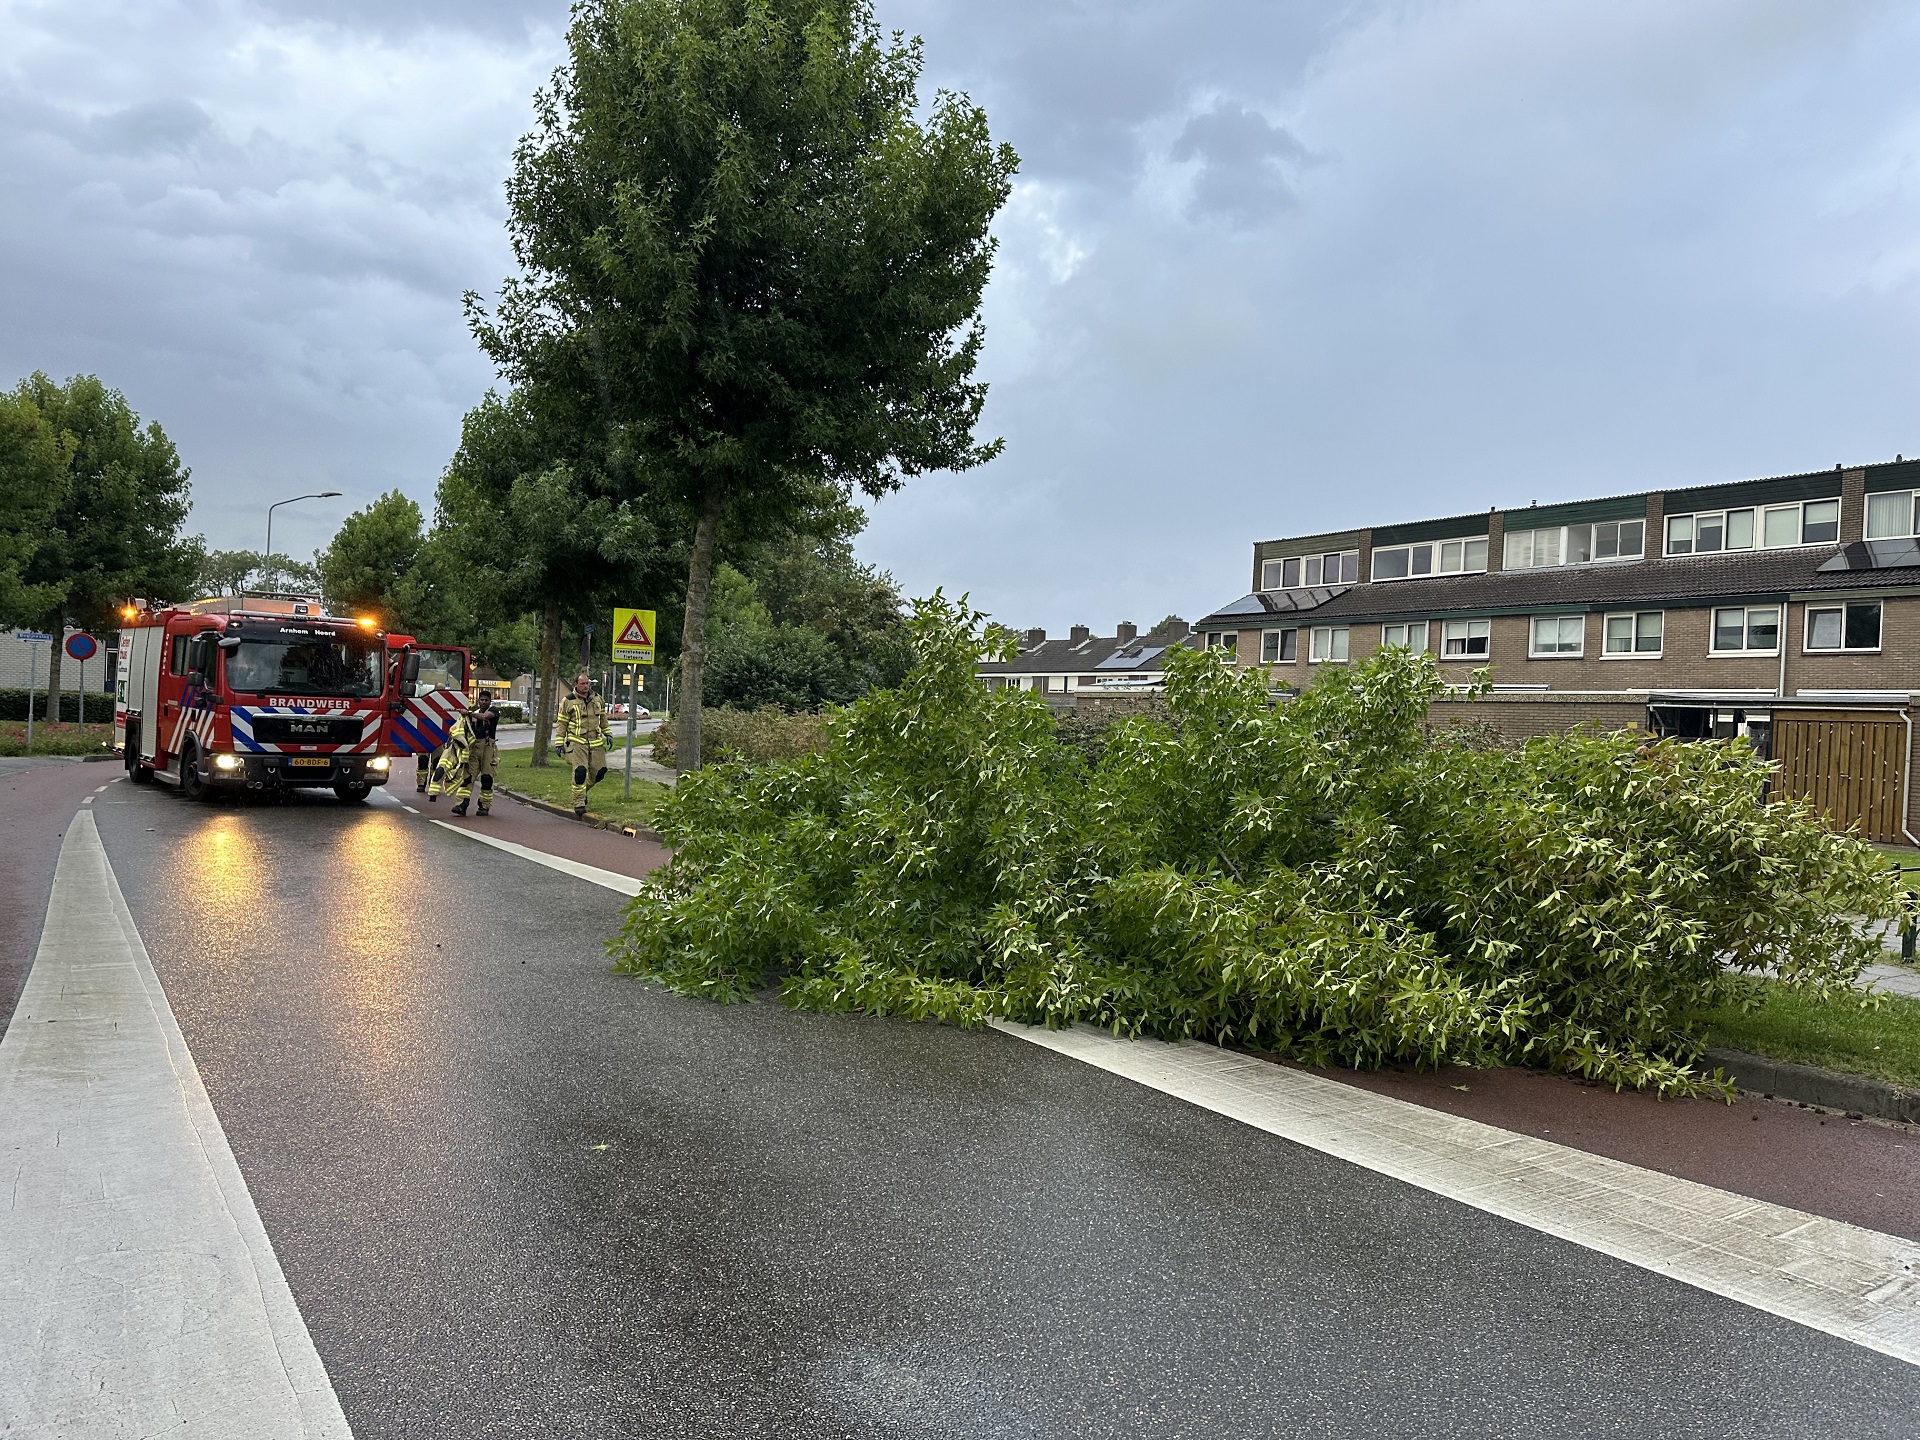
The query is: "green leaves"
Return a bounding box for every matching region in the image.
[608,595,1899,1093]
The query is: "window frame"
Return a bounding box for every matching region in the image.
[1203,630,1239,656]
[1440,618,1491,658]
[1371,537,1489,582]
[1709,605,1782,656]
[1866,490,1920,540]
[1286,549,1359,587]
[1260,628,1298,664]
[1308,625,1350,663]
[1600,610,1665,659]
[1260,559,1284,590]
[1803,601,1883,654]
[1667,498,1839,556]
[1527,614,1585,658]
[1379,620,1429,651]
[1504,518,1644,571]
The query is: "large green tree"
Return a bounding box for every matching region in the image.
[0,390,71,626]
[437,388,662,761]
[316,490,425,624]
[471,0,1016,769]
[9,374,197,716]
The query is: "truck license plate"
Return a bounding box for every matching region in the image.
[288,757,332,768]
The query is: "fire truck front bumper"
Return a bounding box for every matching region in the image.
[209,753,393,789]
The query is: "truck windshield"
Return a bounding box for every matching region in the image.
[227,624,383,697]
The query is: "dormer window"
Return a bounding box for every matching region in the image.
[1504,518,1644,569]
[1372,537,1488,581]
[1666,498,1836,555]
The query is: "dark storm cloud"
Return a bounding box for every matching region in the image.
[1171,102,1313,224]
[2,0,1917,633]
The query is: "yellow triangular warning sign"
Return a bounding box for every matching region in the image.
[617,613,651,646]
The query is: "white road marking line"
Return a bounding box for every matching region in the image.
[79,797,92,805]
[994,1021,1920,1367]
[425,819,644,896]
[93,783,109,792]
[402,805,418,814]
[0,812,354,1436]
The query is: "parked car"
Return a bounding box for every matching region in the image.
[606,703,652,721]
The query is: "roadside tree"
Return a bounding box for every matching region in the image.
[9,374,197,717]
[0,389,70,626]
[317,491,425,624]
[436,388,660,762]
[470,0,1016,770]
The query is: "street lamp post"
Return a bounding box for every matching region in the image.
[264,491,342,593]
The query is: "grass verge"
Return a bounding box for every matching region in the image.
[0,721,115,757]
[495,747,668,829]
[1693,979,1920,1090]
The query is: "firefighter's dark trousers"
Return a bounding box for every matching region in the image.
[566,741,607,809]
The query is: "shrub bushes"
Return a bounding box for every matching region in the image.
[649,706,832,768]
[0,687,113,722]
[611,595,1898,1093]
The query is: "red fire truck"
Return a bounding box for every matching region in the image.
[115,594,416,802]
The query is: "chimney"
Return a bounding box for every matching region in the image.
[1115,621,1138,643]
[1069,624,1090,645]
[1024,627,1047,648]
[1160,618,1190,640]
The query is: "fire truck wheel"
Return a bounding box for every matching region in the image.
[126,721,154,784]
[334,781,373,803]
[179,742,212,802]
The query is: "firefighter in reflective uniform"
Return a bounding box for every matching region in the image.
[432,711,472,807]
[556,672,609,816]
[447,690,499,817]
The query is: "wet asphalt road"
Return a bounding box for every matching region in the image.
[30,780,1920,1436]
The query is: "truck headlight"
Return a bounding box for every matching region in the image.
[368,756,390,772]
[213,753,242,771]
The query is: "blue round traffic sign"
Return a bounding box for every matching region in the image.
[65,632,98,662]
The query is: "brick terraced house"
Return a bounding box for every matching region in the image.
[1192,459,1920,841]
[976,620,1187,702]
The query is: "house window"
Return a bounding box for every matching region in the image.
[1203,631,1239,655]
[1296,550,1359,587]
[1602,611,1664,656]
[1372,538,1488,581]
[1529,615,1584,656]
[1711,606,1780,653]
[1308,626,1349,663]
[1504,519,1643,569]
[1261,628,1297,663]
[1281,557,1301,587]
[1380,621,1428,650]
[1804,602,1882,652]
[1866,491,1920,540]
[1672,500,1835,554]
[1441,619,1491,657]
[1260,559,1280,589]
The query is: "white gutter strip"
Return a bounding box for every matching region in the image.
[994,1022,1920,1368]
[0,813,354,1437]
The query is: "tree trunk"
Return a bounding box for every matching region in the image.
[44,613,63,723]
[531,597,561,766]
[676,489,725,772]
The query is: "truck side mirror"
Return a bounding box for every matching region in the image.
[402,653,422,690]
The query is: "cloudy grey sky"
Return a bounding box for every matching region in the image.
[4,1,1918,631]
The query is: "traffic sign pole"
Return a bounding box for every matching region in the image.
[624,665,638,799]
